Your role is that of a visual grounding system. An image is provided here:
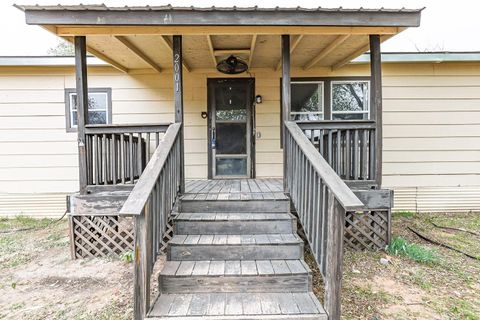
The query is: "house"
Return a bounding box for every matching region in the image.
[1,4,478,320]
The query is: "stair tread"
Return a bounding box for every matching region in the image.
[160,259,310,277]
[148,292,326,318]
[176,212,293,221]
[169,234,302,246]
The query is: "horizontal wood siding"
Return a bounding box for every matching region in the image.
[1,61,480,216]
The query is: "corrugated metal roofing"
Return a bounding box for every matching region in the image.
[14,4,424,13]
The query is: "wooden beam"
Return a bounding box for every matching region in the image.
[173,35,185,193]
[370,34,383,188]
[206,35,217,67]
[64,36,129,73]
[213,49,251,56]
[74,36,89,195]
[248,34,257,67]
[332,34,393,70]
[303,35,350,70]
[56,26,401,36]
[160,35,190,72]
[281,35,291,192]
[274,34,304,71]
[114,36,162,73]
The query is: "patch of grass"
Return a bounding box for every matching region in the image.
[392,211,416,219]
[387,237,439,264]
[120,250,134,263]
[0,216,52,231]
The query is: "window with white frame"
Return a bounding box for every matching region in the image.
[331,81,369,120]
[290,81,324,121]
[65,88,112,131]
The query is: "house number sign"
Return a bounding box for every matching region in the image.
[174,53,181,93]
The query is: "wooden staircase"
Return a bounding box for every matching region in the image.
[146,196,327,319]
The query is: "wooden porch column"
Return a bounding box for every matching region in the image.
[173,35,185,193]
[74,36,89,195]
[281,35,291,192]
[370,35,383,188]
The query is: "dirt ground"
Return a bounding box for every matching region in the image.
[0,212,479,319]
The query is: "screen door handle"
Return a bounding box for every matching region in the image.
[211,127,216,149]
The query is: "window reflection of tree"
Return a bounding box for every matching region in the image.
[333,83,366,112]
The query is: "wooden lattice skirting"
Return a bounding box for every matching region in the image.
[344,210,390,251]
[68,214,174,259]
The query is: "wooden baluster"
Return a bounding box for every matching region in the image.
[362,129,368,180]
[120,134,125,184]
[137,133,143,176]
[129,133,134,183]
[327,130,333,166]
[112,134,117,185]
[353,130,359,180]
[345,130,351,180]
[146,132,151,163]
[369,129,375,181]
[336,130,341,175]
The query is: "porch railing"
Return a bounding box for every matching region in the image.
[284,121,364,319]
[297,120,376,182]
[118,123,182,320]
[84,123,170,187]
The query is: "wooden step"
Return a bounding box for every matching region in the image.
[147,292,327,319]
[168,234,304,261]
[180,199,290,213]
[159,259,311,294]
[174,213,296,235]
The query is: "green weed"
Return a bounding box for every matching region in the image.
[387,237,438,264]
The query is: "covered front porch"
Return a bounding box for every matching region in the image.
[19,4,421,320]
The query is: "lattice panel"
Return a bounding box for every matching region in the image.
[344,210,390,251]
[69,214,175,259]
[70,215,134,259]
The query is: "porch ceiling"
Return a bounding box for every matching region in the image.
[16,4,423,73]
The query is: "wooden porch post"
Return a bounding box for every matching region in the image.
[370,35,383,188]
[74,36,89,195]
[173,35,185,194]
[281,35,291,192]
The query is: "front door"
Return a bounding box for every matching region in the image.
[208,78,255,179]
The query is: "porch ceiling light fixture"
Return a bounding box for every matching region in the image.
[216,55,248,74]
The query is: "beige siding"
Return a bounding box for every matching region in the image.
[1,62,480,216]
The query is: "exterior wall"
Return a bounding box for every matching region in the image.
[0,62,479,216]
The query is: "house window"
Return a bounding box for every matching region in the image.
[65,88,112,131]
[331,81,369,120]
[290,81,324,121]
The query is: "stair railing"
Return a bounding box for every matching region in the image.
[284,121,364,320]
[119,122,182,320]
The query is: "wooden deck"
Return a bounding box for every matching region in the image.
[183,179,288,201]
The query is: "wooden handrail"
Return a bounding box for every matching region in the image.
[296,120,375,130]
[85,123,170,134]
[284,120,364,320]
[120,123,181,216]
[285,121,364,210]
[118,122,182,320]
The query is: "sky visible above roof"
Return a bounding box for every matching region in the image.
[1,0,479,55]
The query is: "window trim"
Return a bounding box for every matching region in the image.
[330,80,370,120]
[290,80,325,120]
[289,76,371,120]
[64,87,112,132]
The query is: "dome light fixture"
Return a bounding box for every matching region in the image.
[216,55,248,74]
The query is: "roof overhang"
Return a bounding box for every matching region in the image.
[14,5,423,73]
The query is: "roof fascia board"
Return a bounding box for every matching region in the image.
[23,10,421,27]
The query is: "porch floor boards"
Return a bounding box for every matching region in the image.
[183,179,288,201]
